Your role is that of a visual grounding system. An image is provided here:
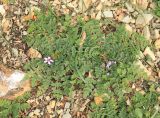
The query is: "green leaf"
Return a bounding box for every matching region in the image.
[135,108,143,118]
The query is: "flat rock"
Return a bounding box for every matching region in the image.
[34,109,40,115]
[137,0,149,10]
[156,51,160,58]
[79,0,92,12]
[103,10,113,18]
[0,64,31,99]
[62,112,71,118]
[45,96,51,101]
[64,102,70,109]
[49,100,56,109]
[137,51,144,59]
[47,105,52,113]
[155,39,160,49]
[143,26,150,41]
[125,3,134,12]
[136,14,153,27]
[22,31,28,35]
[0,5,5,16]
[153,29,160,39]
[96,11,101,20]
[131,0,149,10]
[96,3,102,11]
[121,15,132,23]
[83,0,92,9]
[135,60,151,76]
[11,48,19,57]
[125,24,132,32]
[143,47,156,61]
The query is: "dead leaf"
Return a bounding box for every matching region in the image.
[80,31,86,47]
[115,9,126,21]
[83,15,89,21]
[88,71,92,78]
[94,96,103,105]
[21,10,36,21]
[2,18,10,33]
[32,15,37,20]
[126,99,131,106]
[27,48,42,59]
[80,99,90,111]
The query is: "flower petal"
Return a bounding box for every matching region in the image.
[50,60,54,62]
[44,60,48,63]
[47,57,51,60]
[44,57,48,60]
[48,61,51,65]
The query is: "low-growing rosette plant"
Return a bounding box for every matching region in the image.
[22,9,160,118]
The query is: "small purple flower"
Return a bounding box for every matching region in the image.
[44,56,54,65]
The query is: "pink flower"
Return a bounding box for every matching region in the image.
[44,56,54,65]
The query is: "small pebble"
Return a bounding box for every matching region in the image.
[103,10,113,18]
[143,26,151,41]
[29,112,34,117]
[121,15,132,23]
[64,102,70,109]
[49,100,56,108]
[155,39,160,49]
[57,109,63,115]
[125,24,132,32]
[125,2,134,12]
[47,105,53,113]
[154,29,160,39]
[34,109,40,116]
[62,112,72,118]
[45,96,51,101]
[22,31,28,35]
[29,0,38,5]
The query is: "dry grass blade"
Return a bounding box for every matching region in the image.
[80,31,86,47]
